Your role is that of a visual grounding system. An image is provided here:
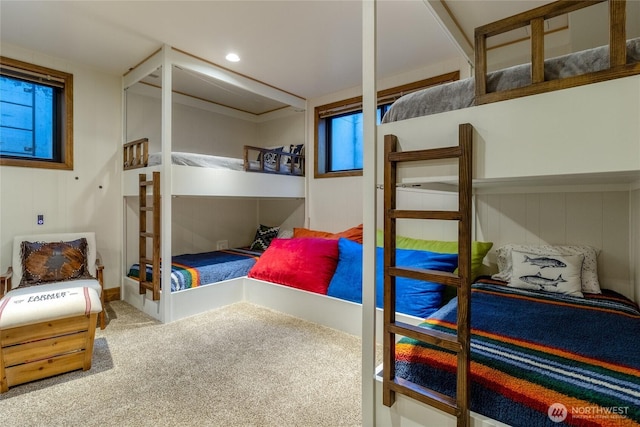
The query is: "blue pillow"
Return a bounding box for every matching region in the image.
[327,238,365,303]
[376,247,457,318]
[327,238,459,317]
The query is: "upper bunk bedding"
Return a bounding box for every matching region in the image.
[382,37,640,123]
[145,151,304,175]
[128,248,261,292]
[124,138,304,176]
[147,152,244,170]
[394,280,640,426]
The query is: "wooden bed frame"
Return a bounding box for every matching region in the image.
[474,0,640,105]
[123,138,305,176]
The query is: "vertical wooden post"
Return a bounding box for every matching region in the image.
[531,17,545,84]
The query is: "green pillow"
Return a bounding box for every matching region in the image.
[376,229,493,280]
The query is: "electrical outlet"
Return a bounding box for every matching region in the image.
[37,214,44,225]
[216,240,229,250]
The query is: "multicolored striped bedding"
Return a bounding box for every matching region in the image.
[128,248,261,292]
[395,282,640,427]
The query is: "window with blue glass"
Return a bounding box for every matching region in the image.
[324,106,390,173]
[314,72,458,178]
[0,57,73,169]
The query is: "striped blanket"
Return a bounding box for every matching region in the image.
[128,248,261,292]
[395,283,640,427]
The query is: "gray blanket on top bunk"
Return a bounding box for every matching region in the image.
[382,37,640,123]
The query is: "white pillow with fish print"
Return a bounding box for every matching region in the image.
[492,244,601,294]
[509,250,584,297]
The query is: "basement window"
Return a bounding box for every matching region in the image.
[315,71,459,178]
[0,57,73,170]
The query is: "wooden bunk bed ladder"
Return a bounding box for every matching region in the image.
[383,123,473,427]
[138,172,161,301]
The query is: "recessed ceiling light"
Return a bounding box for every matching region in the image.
[225,53,240,62]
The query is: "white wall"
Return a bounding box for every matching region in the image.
[257,111,305,150]
[0,43,122,289]
[125,85,305,158]
[124,195,305,268]
[125,90,259,158]
[476,190,633,299]
[631,187,640,302]
[305,57,466,232]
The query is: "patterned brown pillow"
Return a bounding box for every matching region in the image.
[20,238,93,287]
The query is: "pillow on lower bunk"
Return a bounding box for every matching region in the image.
[509,250,584,297]
[248,237,339,294]
[375,230,492,280]
[249,224,280,251]
[294,224,363,243]
[327,238,458,318]
[492,244,601,294]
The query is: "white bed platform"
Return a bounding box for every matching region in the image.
[377,75,640,189]
[122,275,421,342]
[373,383,510,427]
[122,164,305,198]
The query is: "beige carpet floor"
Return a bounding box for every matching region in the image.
[0,300,370,427]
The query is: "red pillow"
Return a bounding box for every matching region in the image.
[248,238,339,294]
[293,224,363,244]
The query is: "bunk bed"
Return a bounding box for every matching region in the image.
[373,1,640,426]
[121,46,307,322]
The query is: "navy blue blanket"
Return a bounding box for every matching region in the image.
[128,248,261,292]
[395,283,640,426]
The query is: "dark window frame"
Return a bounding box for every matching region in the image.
[314,71,459,179]
[0,56,73,170]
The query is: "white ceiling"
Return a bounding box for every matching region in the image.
[0,0,554,112]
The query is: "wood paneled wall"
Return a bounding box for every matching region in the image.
[376,187,634,300]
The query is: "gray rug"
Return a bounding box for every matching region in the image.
[0,301,366,427]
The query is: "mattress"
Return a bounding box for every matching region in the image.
[147,152,244,170]
[128,248,261,292]
[382,37,640,123]
[394,281,640,426]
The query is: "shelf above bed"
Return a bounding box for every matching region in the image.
[390,170,640,194]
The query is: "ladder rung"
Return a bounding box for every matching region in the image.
[390,377,458,416]
[139,180,154,187]
[140,257,154,265]
[140,207,154,212]
[390,209,461,221]
[139,280,154,290]
[139,232,155,238]
[389,321,461,352]
[388,146,462,163]
[389,266,460,287]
